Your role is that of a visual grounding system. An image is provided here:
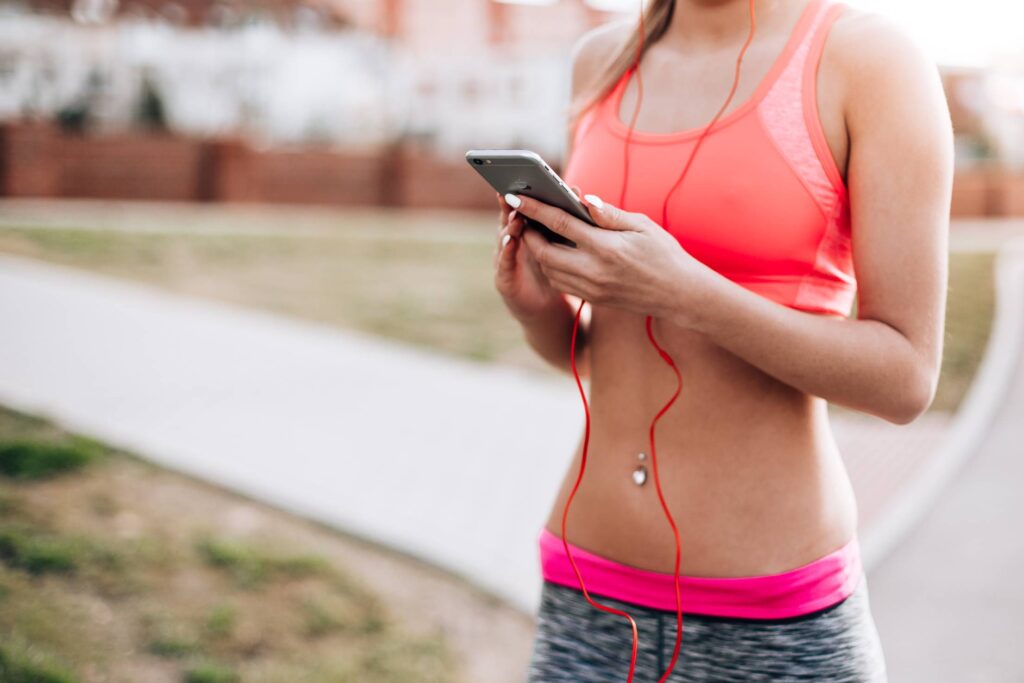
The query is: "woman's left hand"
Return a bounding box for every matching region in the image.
[510,191,718,326]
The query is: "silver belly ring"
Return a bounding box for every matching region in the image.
[632,452,647,486]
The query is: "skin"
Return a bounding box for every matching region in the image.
[493,0,953,576]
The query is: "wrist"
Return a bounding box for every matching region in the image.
[664,259,730,335]
[508,291,571,327]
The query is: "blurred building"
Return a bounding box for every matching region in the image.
[942,64,1024,216]
[944,66,1024,169]
[2,0,1022,215]
[1,0,622,158]
[26,0,609,47]
[335,0,608,55]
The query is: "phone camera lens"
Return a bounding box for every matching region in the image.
[473,159,484,165]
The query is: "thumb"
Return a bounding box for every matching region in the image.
[581,193,637,232]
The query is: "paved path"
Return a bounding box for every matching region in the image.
[868,246,1024,682]
[0,253,581,614]
[0,250,957,615]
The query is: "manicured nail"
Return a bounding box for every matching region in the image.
[584,194,604,209]
[501,234,511,248]
[504,193,522,209]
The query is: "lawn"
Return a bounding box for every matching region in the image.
[0,403,530,683]
[0,207,539,372]
[0,206,996,412]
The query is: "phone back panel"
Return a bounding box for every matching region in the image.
[466,150,593,247]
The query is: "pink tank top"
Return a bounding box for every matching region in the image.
[540,0,862,619]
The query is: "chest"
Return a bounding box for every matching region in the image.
[613,30,848,184]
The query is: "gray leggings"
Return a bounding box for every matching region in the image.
[526,572,888,682]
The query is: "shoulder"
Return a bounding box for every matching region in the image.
[824,7,951,134]
[568,19,633,96]
[829,9,933,73]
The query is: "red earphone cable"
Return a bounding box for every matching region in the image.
[561,299,641,681]
[560,1,758,681]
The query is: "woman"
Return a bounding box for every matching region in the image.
[493,0,952,680]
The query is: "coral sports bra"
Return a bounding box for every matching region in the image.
[562,0,856,318]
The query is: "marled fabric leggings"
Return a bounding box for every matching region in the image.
[525,572,887,682]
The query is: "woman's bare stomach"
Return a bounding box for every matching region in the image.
[542,305,859,578]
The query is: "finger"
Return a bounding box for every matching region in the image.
[520,225,588,279]
[520,226,558,271]
[498,233,518,270]
[571,185,583,199]
[497,191,512,226]
[505,193,593,248]
[520,224,545,255]
[580,193,643,232]
[495,230,516,271]
[507,211,525,238]
[542,267,589,301]
[495,221,513,264]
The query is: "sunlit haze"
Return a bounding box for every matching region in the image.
[579,0,1024,67]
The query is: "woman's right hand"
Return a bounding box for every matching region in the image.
[493,191,566,321]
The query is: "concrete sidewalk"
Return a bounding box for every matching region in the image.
[0,249,992,615]
[868,247,1024,682]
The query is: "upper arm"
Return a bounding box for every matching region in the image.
[565,20,632,161]
[835,11,954,394]
[561,21,632,376]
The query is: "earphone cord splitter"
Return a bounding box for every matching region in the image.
[558,1,758,680]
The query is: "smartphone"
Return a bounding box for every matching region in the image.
[465,149,595,248]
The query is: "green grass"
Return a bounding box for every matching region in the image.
[205,603,238,639]
[0,214,522,366]
[0,525,80,575]
[0,439,101,480]
[184,663,240,683]
[0,403,460,683]
[0,640,78,683]
[196,536,331,589]
[933,251,997,411]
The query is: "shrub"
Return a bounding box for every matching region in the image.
[184,663,239,683]
[0,440,97,480]
[204,604,237,639]
[196,537,328,588]
[0,527,78,575]
[0,641,78,683]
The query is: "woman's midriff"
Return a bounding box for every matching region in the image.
[542,303,859,578]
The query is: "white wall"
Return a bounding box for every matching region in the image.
[0,11,575,161]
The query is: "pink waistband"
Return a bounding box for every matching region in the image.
[538,527,863,620]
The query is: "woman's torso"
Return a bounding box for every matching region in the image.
[543,0,860,577]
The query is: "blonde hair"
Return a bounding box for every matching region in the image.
[567,0,677,137]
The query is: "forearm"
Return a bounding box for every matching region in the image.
[516,295,589,378]
[681,273,937,424]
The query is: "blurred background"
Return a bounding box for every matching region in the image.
[0,0,1021,682]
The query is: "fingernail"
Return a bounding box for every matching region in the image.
[584,194,604,209]
[504,193,522,209]
[501,234,511,248]
[509,209,517,221]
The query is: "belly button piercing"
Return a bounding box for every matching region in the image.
[632,452,648,486]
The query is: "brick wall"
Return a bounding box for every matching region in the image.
[0,122,496,210]
[3,122,1020,217]
[0,123,58,197]
[58,132,206,202]
[951,167,1024,218]
[0,122,204,201]
[394,145,494,210]
[209,140,394,207]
